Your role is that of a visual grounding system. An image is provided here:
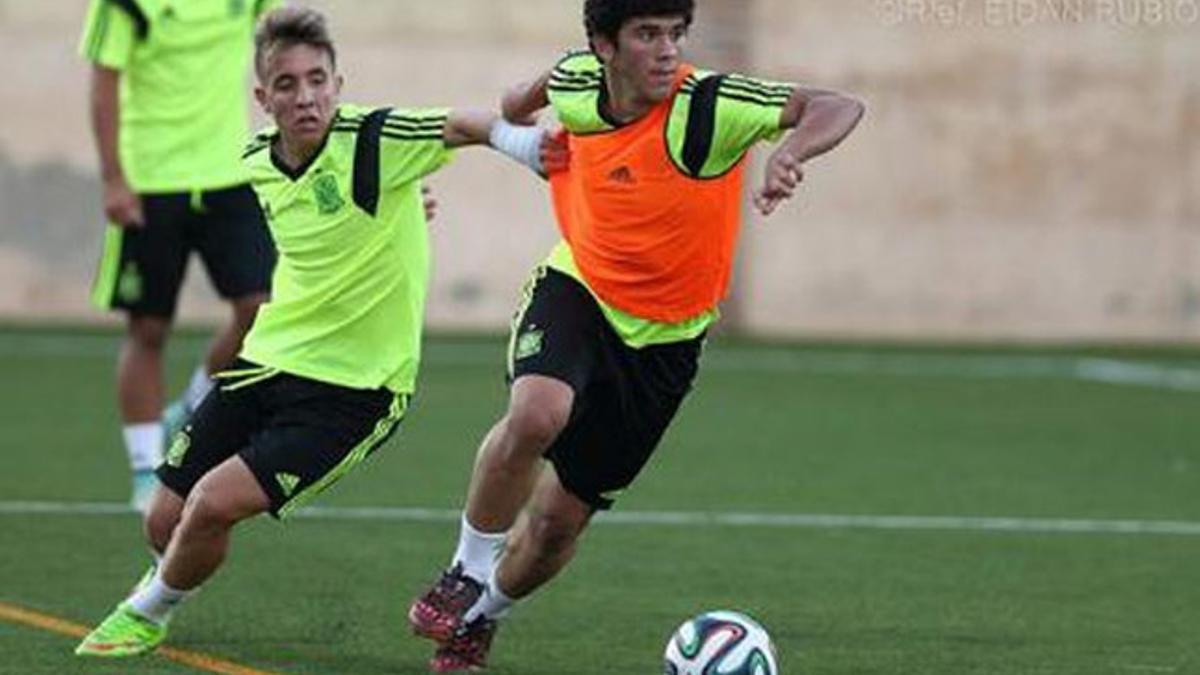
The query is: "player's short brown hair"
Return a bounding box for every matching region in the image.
[583,0,694,46]
[254,6,337,79]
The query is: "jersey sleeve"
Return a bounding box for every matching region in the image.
[78,0,137,70]
[379,108,454,188]
[547,50,613,135]
[709,73,795,162]
[253,0,285,18]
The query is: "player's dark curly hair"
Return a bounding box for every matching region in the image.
[254,6,338,78]
[583,0,695,46]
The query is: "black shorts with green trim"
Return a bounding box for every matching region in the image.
[91,183,275,319]
[157,359,407,519]
[508,267,704,511]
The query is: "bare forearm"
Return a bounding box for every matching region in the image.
[778,94,864,163]
[501,72,550,124]
[443,108,552,177]
[443,109,498,148]
[90,66,125,183]
[753,90,864,217]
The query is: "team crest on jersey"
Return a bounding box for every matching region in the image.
[312,174,345,214]
[166,427,190,468]
[515,328,544,361]
[117,261,144,304]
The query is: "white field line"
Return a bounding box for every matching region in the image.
[2,500,1199,537]
[1,333,1198,392]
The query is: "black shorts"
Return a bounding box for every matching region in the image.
[508,267,704,511]
[91,183,275,318]
[157,360,408,519]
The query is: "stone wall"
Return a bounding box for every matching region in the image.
[1,0,1196,341]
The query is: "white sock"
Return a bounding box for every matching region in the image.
[452,514,507,583]
[126,572,191,624]
[123,422,163,471]
[183,364,213,412]
[463,569,515,623]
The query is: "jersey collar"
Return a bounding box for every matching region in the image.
[269,112,339,181]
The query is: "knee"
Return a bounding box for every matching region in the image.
[231,295,266,331]
[178,487,237,533]
[143,500,180,553]
[502,403,569,454]
[128,320,170,352]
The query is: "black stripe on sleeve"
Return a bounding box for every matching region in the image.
[351,107,392,217]
[723,76,794,99]
[717,90,790,109]
[551,69,602,85]
[549,80,602,92]
[380,132,444,142]
[106,0,149,40]
[384,117,446,133]
[681,75,724,178]
[548,83,601,94]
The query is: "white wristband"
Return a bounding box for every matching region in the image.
[489,119,544,174]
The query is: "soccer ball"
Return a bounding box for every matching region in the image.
[663,610,779,675]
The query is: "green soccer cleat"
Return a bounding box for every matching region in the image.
[74,603,167,657]
[129,562,158,596]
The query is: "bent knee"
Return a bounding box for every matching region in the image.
[127,321,171,352]
[144,504,179,550]
[230,295,266,329]
[503,404,569,452]
[179,488,239,530]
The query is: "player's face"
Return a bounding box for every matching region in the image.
[256,44,342,148]
[599,16,688,104]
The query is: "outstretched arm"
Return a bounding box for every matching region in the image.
[443,109,499,148]
[442,108,568,178]
[754,87,865,216]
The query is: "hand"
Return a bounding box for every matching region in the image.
[539,127,570,176]
[753,149,804,217]
[103,177,144,228]
[422,185,438,223]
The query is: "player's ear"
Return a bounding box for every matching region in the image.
[254,85,271,114]
[334,73,344,94]
[592,35,616,64]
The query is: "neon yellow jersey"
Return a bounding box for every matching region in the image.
[78,0,281,193]
[241,105,454,393]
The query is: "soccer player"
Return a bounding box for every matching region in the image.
[79,0,283,511]
[74,6,554,658]
[408,0,865,670]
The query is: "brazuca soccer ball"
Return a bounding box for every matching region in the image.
[663,610,779,675]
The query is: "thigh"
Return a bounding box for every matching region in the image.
[508,267,606,396]
[239,376,408,519]
[191,184,275,300]
[544,333,704,510]
[92,193,191,318]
